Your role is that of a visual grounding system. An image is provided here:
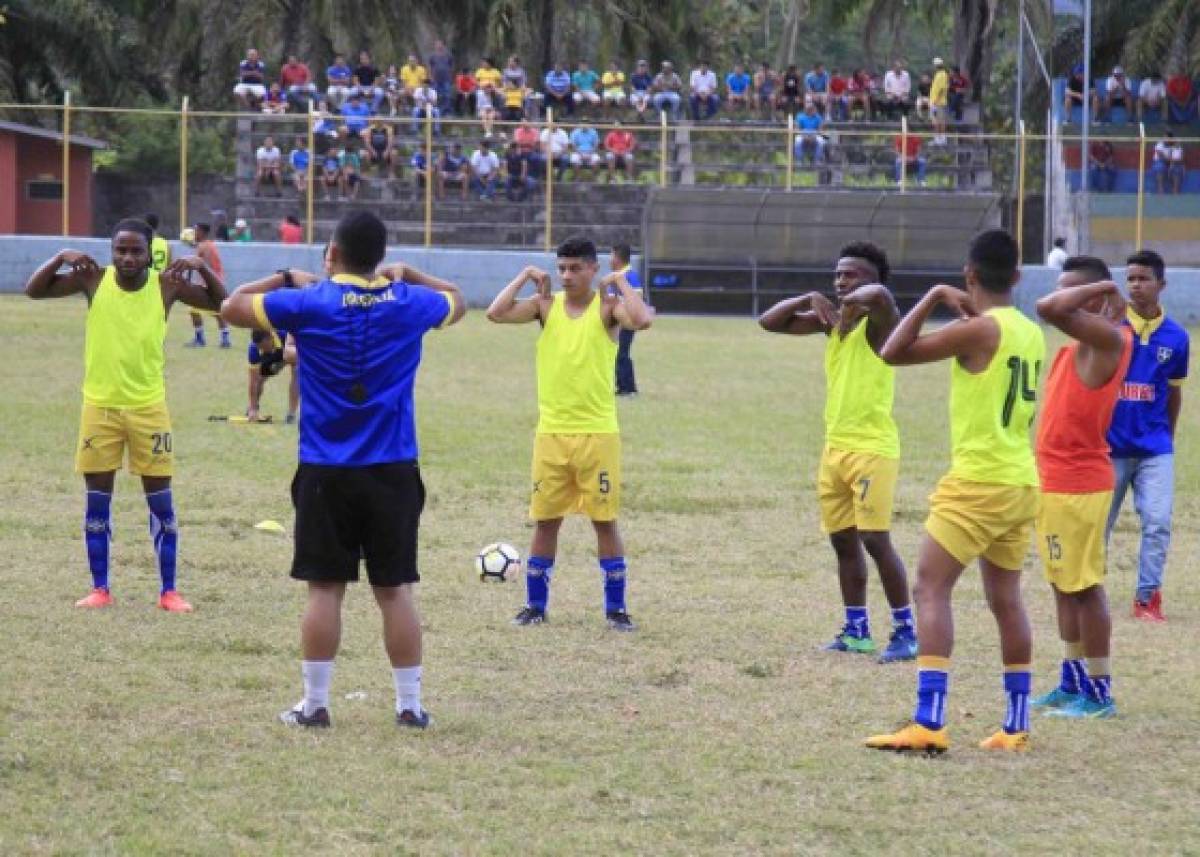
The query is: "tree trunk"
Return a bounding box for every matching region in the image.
[955,0,998,102]
[537,0,556,75]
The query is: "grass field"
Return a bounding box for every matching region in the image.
[2,295,1199,855]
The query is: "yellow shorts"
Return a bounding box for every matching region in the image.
[817,447,898,533]
[925,474,1039,570]
[76,401,174,477]
[529,433,620,522]
[1036,491,1111,593]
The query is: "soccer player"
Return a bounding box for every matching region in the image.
[864,229,1044,754]
[146,212,171,273]
[1031,256,1131,720]
[24,218,227,611]
[246,328,299,424]
[220,211,466,729]
[1105,250,1188,622]
[486,237,653,631]
[758,242,916,663]
[185,222,232,348]
[610,243,642,397]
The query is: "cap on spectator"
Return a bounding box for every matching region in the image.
[1113,66,1124,75]
[933,57,944,66]
[235,218,248,228]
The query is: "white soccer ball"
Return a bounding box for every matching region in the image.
[476,542,521,582]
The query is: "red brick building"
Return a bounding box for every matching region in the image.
[0,120,106,236]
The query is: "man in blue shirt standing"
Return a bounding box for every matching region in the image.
[611,243,645,396]
[221,211,466,729]
[1105,250,1188,622]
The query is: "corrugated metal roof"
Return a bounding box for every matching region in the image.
[0,119,108,149]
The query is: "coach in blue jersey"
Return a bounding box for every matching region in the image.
[221,211,466,729]
[1105,250,1188,622]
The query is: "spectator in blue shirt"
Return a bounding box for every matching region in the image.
[793,101,826,164]
[234,48,268,110]
[725,63,752,115]
[326,55,354,108]
[569,124,601,179]
[340,93,372,139]
[220,210,466,731]
[289,137,311,195]
[411,150,430,196]
[572,60,601,113]
[629,59,654,120]
[804,62,830,116]
[1106,250,1189,621]
[543,63,574,117]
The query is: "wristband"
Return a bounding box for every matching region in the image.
[276,269,296,289]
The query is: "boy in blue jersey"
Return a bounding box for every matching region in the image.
[221,211,466,729]
[1105,250,1188,622]
[610,244,642,396]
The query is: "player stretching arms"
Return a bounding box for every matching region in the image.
[247,329,299,423]
[25,219,227,611]
[759,242,916,663]
[1031,257,1131,720]
[486,237,653,631]
[865,229,1044,754]
[184,223,233,348]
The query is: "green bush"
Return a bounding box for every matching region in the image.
[92,103,234,178]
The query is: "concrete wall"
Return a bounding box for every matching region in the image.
[1014,265,1200,326]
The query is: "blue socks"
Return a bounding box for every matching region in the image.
[525,555,553,611]
[84,490,113,590]
[146,489,178,594]
[600,556,627,613]
[1059,658,1086,694]
[914,656,949,730]
[891,605,914,631]
[845,606,869,638]
[1003,667,1032,734]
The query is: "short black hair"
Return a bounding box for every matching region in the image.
[1127,249,1165,281]
[195,222,211,237]
[333,210,387,273]
[557,235,597,262]
[967,229,1019,293]
[144,213,160,230]
[1062,255,1111,283]
[1053,236,1066,248]
[839,241,890,284]
[612,243,632,265]
[113,218,153,245]
[285,215,301,226]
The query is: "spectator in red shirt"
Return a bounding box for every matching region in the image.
[513,120,543,178]
[949,65,970,121]
[828,68,848,121]
[604,122,636,183]
[279,215,303,244]
[280,55,317,108]
[1166,73,1197,125]
[453,67,477,117]
[893,133,926,186]
[847,68,872,120]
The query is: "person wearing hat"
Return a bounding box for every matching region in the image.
[651,61,683,121]
[1093,66,1132,123]
[231,218,254,243]
[930,58,950,145]
[1064,63,1086,118]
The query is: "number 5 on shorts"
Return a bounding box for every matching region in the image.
[598,471,611,495]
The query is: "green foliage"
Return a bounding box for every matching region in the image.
[92,106,234,178]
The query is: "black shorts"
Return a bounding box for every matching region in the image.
[291,462,425,586]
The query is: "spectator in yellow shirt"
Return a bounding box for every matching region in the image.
[400,55,427,102]
[602,61,627,118]
[930,57,950,145]
[475,58,503,95]
[502,82,526,121]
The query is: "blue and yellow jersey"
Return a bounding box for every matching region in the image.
[824,317,899,459]
[83,267,167,408]
[1107,307,1188,458]
[536,292,618,434]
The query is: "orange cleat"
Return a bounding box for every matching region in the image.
[75,588,114,609]
[158,590,194,613]
[864,722,949,754]
[979,730,1030,752]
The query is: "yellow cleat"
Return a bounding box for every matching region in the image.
[864,722,950,755]
[979,730,1030,752]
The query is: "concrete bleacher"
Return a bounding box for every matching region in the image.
[1061,132,1200,193]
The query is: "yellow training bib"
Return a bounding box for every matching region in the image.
[824,317,899,459]
[82,266,167,409]
[536,292,618,434]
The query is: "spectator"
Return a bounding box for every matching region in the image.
[610,243,643,397]
[427,40,455,109]
[543,62,574,117]
[353,51,385,112]
[475,57,502,107]
[384,65,403,116]
[793,101,826,164]
[725,62,752,115]
[652,61,684,121]
[340,92,372,140]
[470,139,501,200]
[212,210,230,242]
[1093,66,1132,123]
[572,60,601,114]
[289,137,310,195]
[847,68,872,120]
[893,132,926,186]
[828,68,849,121]
[514,119,543,177]
[231,218,253,242]
[1089,139,1117,192]
[503,55,528,91]
[454,67,477,117]
[1138,72,1167,122]
[755,62,780,120]
[913,72,932,120]
[1063,63,1086,120]
[412,81,441,136]
[280,55,318,108]
[262,82,288,115]
[1151,131,1185,194]
[502,79,526,121]
[503,57,538,118]
[438,142,470,200]
[312,100,340,153]
[365,119,398,177]
[504,140,536,201]
[780,64,803,115]
[1166,72,1196,125]
[340,144,362,201]
[1045,237,1068,269]
[949,65,970,121]
[539,122,570,179]
[604,120,636,183]
[804,62,830,116]
[400,54,428,103]
[688,60,720,121]
[326,55,354,108]
[568,123,602,180]
[930,58,950,144]
[320,148,342,200]
[255,135,283,194]
[234,48,268,110]
[475,84,499,137]
[629,60,654,120]
[411,149,430,197]
[602,60,627,117]
[278,215,303,244]
[882,59,911,120]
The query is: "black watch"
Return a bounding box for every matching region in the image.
[277,269,296,289]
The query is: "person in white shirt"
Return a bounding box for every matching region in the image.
[539,126,569,179]
[1092,65,1131,122]
[411,83,441,135]
[688,61,720,121]
[882,59,911,120]
[469,139,501,200]
[255,135,283,194]
[1045,237,1068,269]
[1138,72,1167,120]
[1151,131,1186,194]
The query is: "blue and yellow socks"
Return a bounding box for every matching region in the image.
[1003,665,1032,734]
[525,555,553,611]
[146,488,178,594]
[84,490,113,590]
[845,605,870,638]
[600,556,627,613]
[914,655,949,730]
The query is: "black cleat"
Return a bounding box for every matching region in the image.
[512,606,547,626]
[397,709,431,730]
[279,703,331,728]
[606,610,637,632]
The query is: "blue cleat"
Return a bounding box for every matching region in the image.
[877,627,918,663]
[1044,696,1117,719]
[1032,687,1083,710]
